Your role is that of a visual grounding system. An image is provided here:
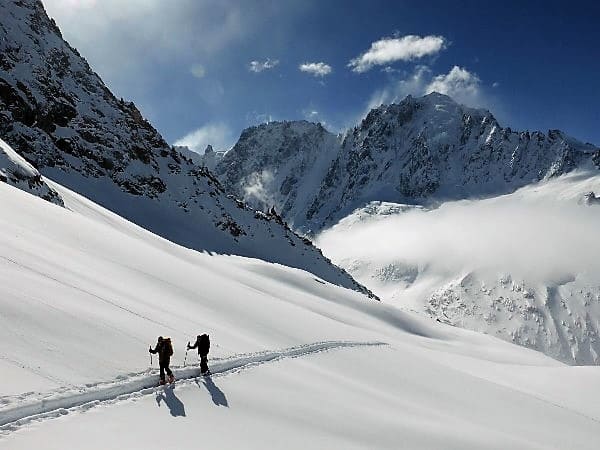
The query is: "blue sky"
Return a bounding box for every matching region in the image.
[42,0,600,151]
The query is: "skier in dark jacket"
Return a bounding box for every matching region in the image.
[150,336,174,384]
[188,334,210,374]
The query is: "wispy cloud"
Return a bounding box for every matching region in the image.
[366,65,431,111]
[365,65,489,114]
[248,58,279,73]
[299,62,332,77]
[317,174,600,286]
[245,111,277,125]
[42,0,248,75]
[301,108,337,131]
[190,63,206,78]
[349,35,447,73]
[425,66,481,101]
[173,122,235,153]
[241,170,276,208]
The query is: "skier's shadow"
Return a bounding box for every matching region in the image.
[196,376,229,407]
[156,385,186,417]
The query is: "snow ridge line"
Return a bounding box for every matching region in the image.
[0,340,385,431]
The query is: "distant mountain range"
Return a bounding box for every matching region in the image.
[208,68,600,365]
[214,93,599,233]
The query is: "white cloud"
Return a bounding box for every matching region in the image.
[299,62,332,77]
[241,170,276,208]
[362,65,490,117]
[301,108,337,131]
[245,111,277,125]
[425,66,481,101]
[317,174,600,287]
[248,59,279,73]
[190,63,206,78]
[173,122,235,153]
[349,35,447,73]
[366,65,431,111]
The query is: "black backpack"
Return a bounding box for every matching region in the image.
[198,334,210,355]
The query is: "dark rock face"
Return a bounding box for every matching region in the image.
[0,0,376,299]
[216,93,599,233]
[0,0,170,196]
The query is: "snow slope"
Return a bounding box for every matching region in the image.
[0,0,371,296]
[1,178,600,448]
[317,171,600,365]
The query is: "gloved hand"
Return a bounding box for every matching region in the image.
[148,346,152,353]
[186,341,191,350]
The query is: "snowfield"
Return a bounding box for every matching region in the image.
[1,178,600,448]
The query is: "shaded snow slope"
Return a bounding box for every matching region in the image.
[0,137,62,205]
[1,180,600,449]
[0,0,371,296]
[216,93,599,232]
[317,171,600,365]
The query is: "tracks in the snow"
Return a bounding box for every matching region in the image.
[0,340,385,434]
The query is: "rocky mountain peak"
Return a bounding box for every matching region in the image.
[216,93,599,233]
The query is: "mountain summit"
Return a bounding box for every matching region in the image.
[215,92,599,233]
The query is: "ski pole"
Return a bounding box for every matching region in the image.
[184,343,189,367]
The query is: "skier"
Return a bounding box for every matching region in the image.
[149,336,175,385]
[188,334,210,375]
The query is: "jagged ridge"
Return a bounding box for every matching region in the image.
[215,93,600,233]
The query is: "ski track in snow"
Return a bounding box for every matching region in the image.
[0,341,385,435]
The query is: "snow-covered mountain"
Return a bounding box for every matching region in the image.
[317,171,600,365]
[215,120,340,231]
[0,0,373,297]
[0,137,62,205]
[212,91,600,364]
[1,172,600,449]
[215,93,599,233]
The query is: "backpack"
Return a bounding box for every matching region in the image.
[198,334,210,355]
[163,337,173,357]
